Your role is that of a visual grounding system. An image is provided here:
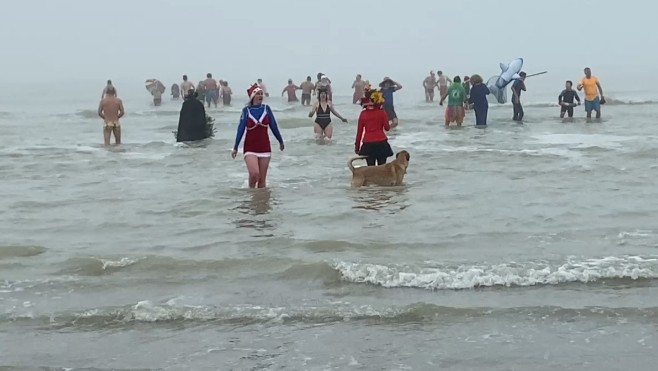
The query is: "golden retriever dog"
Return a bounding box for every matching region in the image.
[347,150,410,187]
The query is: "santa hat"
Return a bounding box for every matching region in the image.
[247,83,262,100]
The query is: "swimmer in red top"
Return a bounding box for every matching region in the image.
[232,83,285,188]
[281,79,300,102]
[355,86,393,166]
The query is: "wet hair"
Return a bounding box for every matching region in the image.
[288,79,293,83]
[207,73,212,78]
[519,72,527,78]
[317,73,323,81]
[566,80,573,86]
[470,74,483,84]
[306,76,312,81]
[105,86,116,95]
[106,80,112,85]
[463,76,470,81]
[183,75,188,80]
[257,78,262,82]
[438,71,443,75]
[453,76,461,83]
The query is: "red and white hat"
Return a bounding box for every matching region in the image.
[247,83,263,99]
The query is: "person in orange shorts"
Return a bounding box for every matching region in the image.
[439,76,467,126]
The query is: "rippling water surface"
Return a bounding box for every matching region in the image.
[1,86,658,370]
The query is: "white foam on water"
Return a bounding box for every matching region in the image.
[529,133,638,149]
[332,255,658,290]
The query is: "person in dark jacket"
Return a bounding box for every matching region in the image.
[468,74,490,127]
[176,89,208,142]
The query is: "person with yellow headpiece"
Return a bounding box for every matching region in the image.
[354,86,394,166]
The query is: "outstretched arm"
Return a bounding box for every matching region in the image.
[233,108,248,150]
[329,103,347,122]
[266,105,284,144]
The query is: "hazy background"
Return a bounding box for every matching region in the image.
[0,0,654,99]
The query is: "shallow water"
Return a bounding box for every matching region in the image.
[1,86,658,370]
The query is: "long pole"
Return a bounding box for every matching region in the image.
[526,71,548,78]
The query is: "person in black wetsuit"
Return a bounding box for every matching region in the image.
[308,88,347,142]
[511,71,526,121]
[558,80,581,118]
[176,89,209,142]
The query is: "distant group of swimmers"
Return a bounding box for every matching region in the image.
[97,67,606,186]
[420,66,606,127]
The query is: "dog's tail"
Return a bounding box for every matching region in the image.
[347,156,368,173]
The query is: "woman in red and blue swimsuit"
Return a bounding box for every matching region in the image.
[232,83,285,188]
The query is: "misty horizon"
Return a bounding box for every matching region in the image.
[1,0,654,97]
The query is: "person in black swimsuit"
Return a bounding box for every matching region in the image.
[308,88,347,142]
[558,80,581,118]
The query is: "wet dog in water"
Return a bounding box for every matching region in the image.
[347,150,410,187]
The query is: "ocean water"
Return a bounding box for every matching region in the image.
[1,82,658,371]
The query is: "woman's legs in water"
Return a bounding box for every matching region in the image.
[244,155,271,188]
[475,105,488,126]
[366,156,387,166]
[313,123,324,139]
[257,157,270,188]
[244,155,260,188]
[323,123,333,141]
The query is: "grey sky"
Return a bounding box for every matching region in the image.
[1,0,652,92]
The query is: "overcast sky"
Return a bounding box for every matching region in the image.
[0,0,652,94]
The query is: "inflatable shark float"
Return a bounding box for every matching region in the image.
[488,58,523,104]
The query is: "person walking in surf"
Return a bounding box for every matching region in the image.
[462,76,471,110]
[181,75,194,97]
[355,87,393,166]
[468,74,490,126]
[232,83,285,188]
[176,88,208,143]
[439,76,467,126]
[203,73,219,108]
[379,77,402,128]
[171,83,180,99]
[423,71,437,102]
[437,71,451,98]
[559,80,581,118]
[97,86,125,146]
[101,80,115,99]
[314,75,332,101]
[281,79,300,102]
[577,67,605,119]
[352,74,367,104]
[220,81,232,106]
[511,72,526,121]
[299,76,314,106]
[308,87,348,142]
